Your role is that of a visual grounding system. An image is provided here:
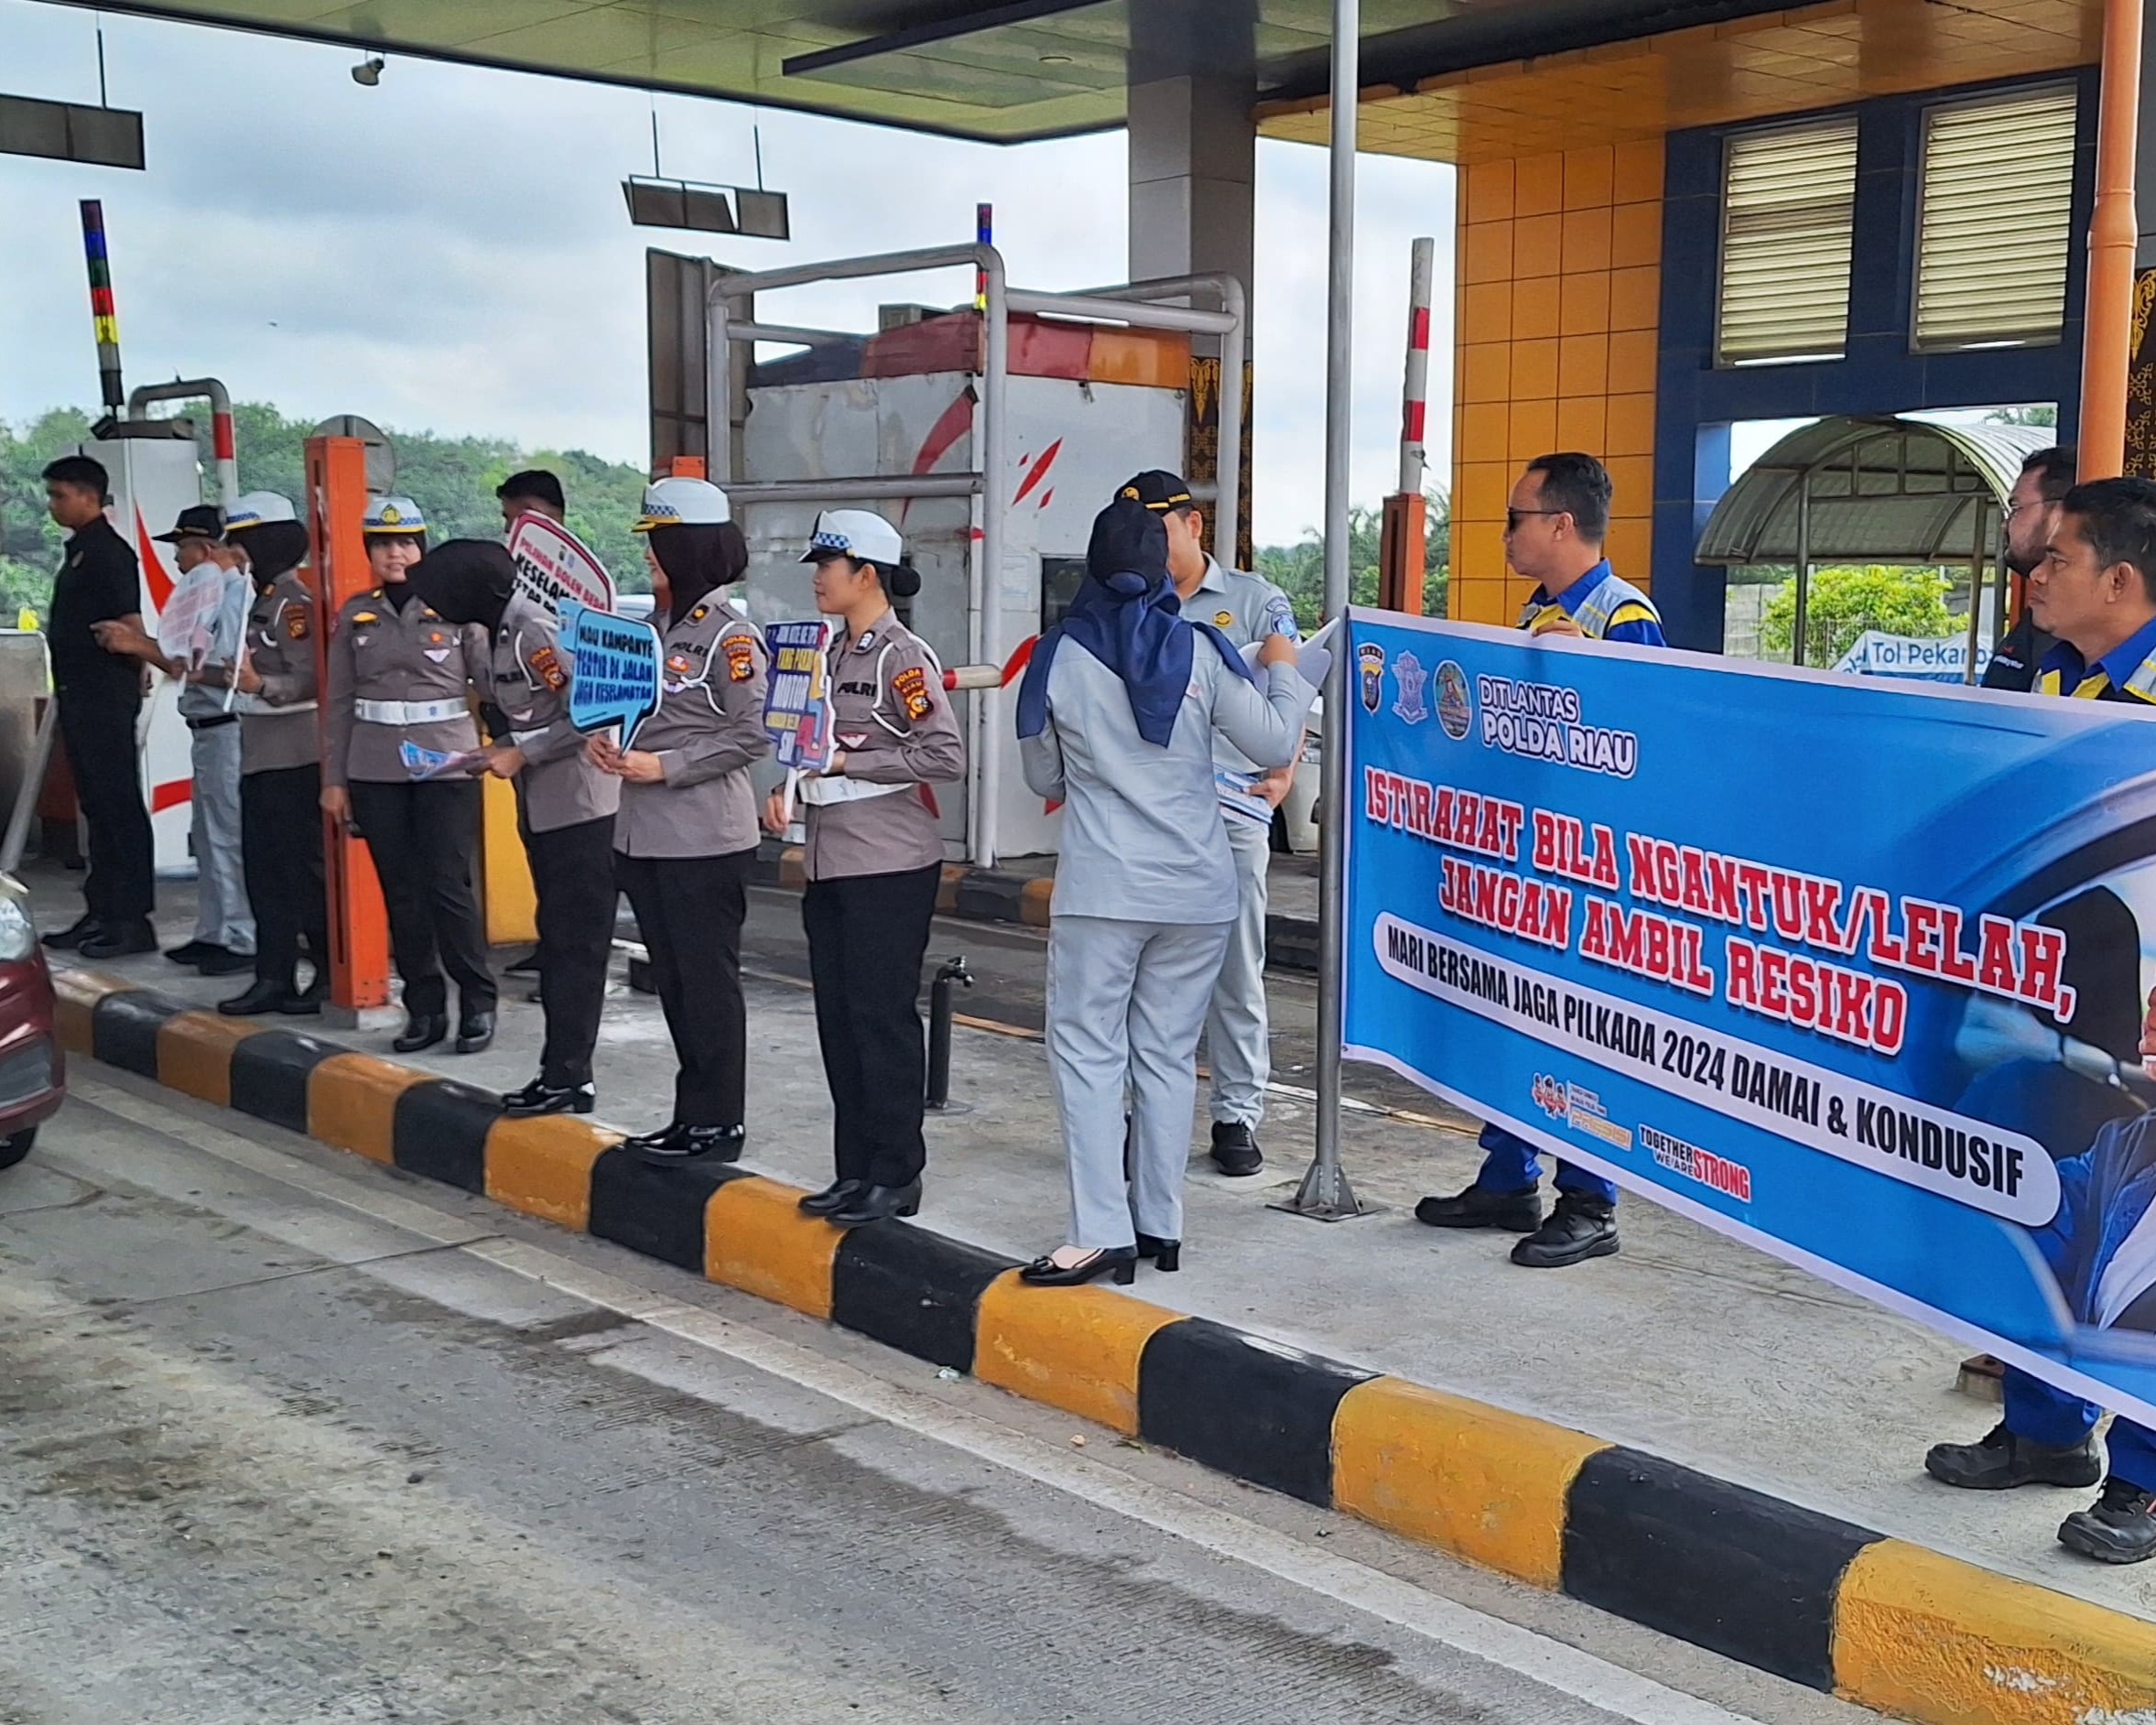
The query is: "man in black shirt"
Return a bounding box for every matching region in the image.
[1982,445,2076,692]
[40,454,156,957]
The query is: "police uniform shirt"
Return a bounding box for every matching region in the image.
[49,515,142,700]
[615,599,770,859]
[238,570,320,775]
[1189,556,1302,810]
[2035,612,2156,705]
[801,619,965,883]
[176,565,252,722]
[1518,559,1666,646]
[324,588,488,786]
[490,591,620,832]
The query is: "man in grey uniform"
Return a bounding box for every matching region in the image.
[1123,470,1301,1177]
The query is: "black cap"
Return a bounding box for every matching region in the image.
[1117,470,1194,513]
[154,504,226,544]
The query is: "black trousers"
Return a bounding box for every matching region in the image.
[349,778,494,1020]
[58,686,153,926]
[525,815,616,1088]
[241,765,327,991]
[616,847,753,1127]
[800,862,940,1189]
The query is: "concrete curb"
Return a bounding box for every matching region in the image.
[56,967,2156,1724]
[751,845,1321,971]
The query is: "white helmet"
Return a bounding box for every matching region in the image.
[361,494,428,535]
[634,476,731,532]
[801,508,903,568]
[225,490,298,530]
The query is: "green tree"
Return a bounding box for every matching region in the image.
[1759,564,1956,665]
[1255,491,1449,629]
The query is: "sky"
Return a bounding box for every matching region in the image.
[0,0,1457,547]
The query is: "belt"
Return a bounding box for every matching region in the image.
[185,712,240,732]
[796,776,905,808]
[237,695,318,717]
[356,697,468,725]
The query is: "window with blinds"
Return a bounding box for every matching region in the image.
[1716,118,1859,366]
[1912,87,2077,352]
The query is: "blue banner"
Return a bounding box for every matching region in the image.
[559,601,663,746]
[1344,608,2156,1427]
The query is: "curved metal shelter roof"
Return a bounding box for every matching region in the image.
[1694,415,2053,567]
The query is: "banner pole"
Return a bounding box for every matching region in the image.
[1277,0,1375,1222]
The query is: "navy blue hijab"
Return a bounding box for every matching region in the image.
[1017,498,1252,747]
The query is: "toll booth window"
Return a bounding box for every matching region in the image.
[1041,558,1086,632]
[1716,116,1858,367]
[1912,85,2075,353]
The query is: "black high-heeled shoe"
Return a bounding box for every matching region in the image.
[1020,1246,1139,1287]
[827,1180,922,1227]
[502,1077,596,1118]
[798,1178,865,1217]
[631,1123,746,1163]
[1135,1233,1182,1273]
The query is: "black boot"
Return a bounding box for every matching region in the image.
[80,918,157,960]
[1135,1233,1182,1272]
[197,945,255,976]
[42,915,99,952]
[393,1014,449,1055]
[165,938,215,966]
[277,975,328,1016]
[1415,1182,1544,1231]
[1209,1121,1262,1176]
[798,1178,864,1217]
[1926,1423,2103,1490]
[631,1123,746,1164]
[2059,1477,2156,1563]
[503,1077,595,1118]
[455,1010,496,1055]
[826,1180,922,1226]
[1511,1191,1619,1268]
[219,977,293,1017]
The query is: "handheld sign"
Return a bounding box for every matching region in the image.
[558,600,663,746]
[398,739,487,782]
[506,511,616,615]
[157,561,233,670]
[762,619,837,773]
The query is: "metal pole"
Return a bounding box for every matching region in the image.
[924,956,973,1111]
[1279,0,1372,1222]
[79,201,124,416]
[2079,0,2143,480]
[978,246,1010,871]
[1963,498,1986,685]
[127,378,239,511]
[1,701,59,878]
[1400,236,1435,497]
[1793,480,1812,668]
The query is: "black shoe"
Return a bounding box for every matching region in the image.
[219,978,293,1016]
[1209,1121,1263,1177]
[1926,1423,2103,1491]
[1020,1246,1139,1287]
[503,1077,595,1118]
[631,1123,746,1164]
[505,952,540,977]
[2059,1477,2156,1563]
[1135,1232,1182,1273]
[798,1178,864,1217]
[276,978,327,1016]
[455,1010,496,1055]
[196,946,255,976]
[1511,1193,1620,1268]
[165,938,215,966]
[393,1014,448,1055]
[1414,1182,1544,1231]
[42,916,98,951]
[827,1180,922,1226]
[79,919,157,960]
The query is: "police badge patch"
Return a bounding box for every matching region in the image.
[1391,651,1429,725]
[1357,642,1386,714]
[1436,660,1471,739]
[528,644,568,691]
[724,638,756,683]
[892,664,934,721]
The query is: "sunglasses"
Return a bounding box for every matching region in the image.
[1505,507,1565,533]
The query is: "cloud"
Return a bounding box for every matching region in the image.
[0,0,1455,545]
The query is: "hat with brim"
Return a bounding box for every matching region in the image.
[154,503,226,544]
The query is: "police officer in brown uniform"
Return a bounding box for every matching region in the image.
[406,540,619,1116]
[761,510,965,1226]
[321,497,497,1057]
[590,478,769,1162]
[217,492,330,1016]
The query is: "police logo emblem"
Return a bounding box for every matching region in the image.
[1436,659,1471,740]
[1391,651,1429,725]
[1357,643,1386,713]
[1214,610,1234,628]
[379,504,402,526]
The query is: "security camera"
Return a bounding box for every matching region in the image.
[351,56,385,87]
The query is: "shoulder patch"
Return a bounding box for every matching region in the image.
[892,663,934,721]
[284,607,309,641]
[352,612,379,626]
[724,636,757,683]
[527,644,568,692]
[688,603,710,624]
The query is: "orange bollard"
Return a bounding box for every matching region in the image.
[303,436,392,1013]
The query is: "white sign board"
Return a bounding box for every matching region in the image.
[506,511,615,615]
[1832,630,1993,683]
[156,562,232,670]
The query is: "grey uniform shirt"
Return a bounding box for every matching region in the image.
[800,615,965,883]
[1188,557,1302,805]
[324,588,488,787]
[1020,637,1316,923]
[238,570,320,776]
[616,599,770,859]
[490,591,620,833]
[177,564,251,722]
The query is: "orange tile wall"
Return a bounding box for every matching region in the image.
[1451,141,1663,626]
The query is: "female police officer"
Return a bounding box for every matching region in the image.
[404,539,619,1117]
[1014,495,1315,1286]
[321,497,498,1057]
[761,510,964,1226]
[590,477,768,1161]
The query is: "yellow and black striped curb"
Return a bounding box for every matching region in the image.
[58,967,2156,1724]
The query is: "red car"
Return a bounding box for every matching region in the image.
[0,879,64,1166]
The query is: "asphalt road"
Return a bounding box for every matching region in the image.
[0,1068,1884,1725]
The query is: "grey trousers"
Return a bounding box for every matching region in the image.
[1047,915,1233,1251]
[189,721,255,954]
[1206,813,1271,1126]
